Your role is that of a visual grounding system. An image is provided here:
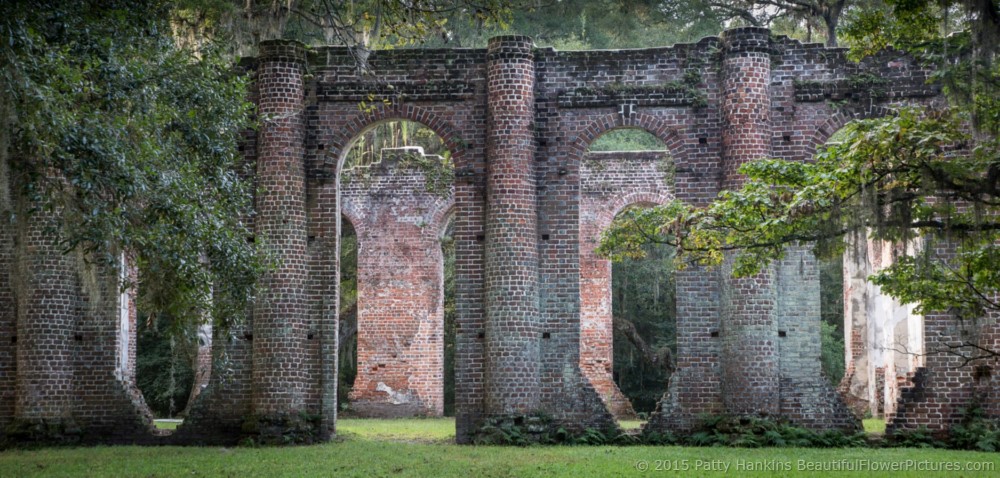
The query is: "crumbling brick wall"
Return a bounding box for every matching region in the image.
[841,237,925,419]
[579,151,674,420]
[338,149,674,421]
[5,27,986,446]
[340,147,454,417]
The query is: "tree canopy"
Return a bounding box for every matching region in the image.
[598,0,1000,359]
[1,0,260,332]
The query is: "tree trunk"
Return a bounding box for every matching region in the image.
[613,316,674,373]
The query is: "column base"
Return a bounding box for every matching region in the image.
[242,412,325,445]
[1,418,82,448]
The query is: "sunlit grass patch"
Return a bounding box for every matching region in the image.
[337,417,456,442]
[863,418,886,435]
[618,420,645,430]
[153,420,181,431]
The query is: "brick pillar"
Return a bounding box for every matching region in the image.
[719,27,779,416]
[13,183,77,428]
[252,40,310,425]
[841,235,872,416]
[0,156,14,430]
[484,36,541,416]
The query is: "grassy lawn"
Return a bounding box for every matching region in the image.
[153,420,181,431]
[618,420,645,430]
[864,418,887,434]
[1,418,997,477]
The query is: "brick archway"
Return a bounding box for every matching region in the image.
[335,124,457,417]
[803,105,894,159]
[5,29,972,447]
[579,188,675,420]
[567,113,687,165]
[325,105,469,175]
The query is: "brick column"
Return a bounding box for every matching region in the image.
[484,36,541,416]
[719,27,779,416]
[13,183,77,428]
[252,40,310,424]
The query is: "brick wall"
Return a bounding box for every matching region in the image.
[579,151,674,419]
[340,148,453,417]
[0,154,15,432]
[5,27,986,446]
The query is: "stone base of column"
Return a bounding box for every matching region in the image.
[1,418,82,447]
[471,413,619,445]
[242,412,324,445]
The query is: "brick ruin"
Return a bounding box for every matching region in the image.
[337,147,672,420]
[2,27,997,446]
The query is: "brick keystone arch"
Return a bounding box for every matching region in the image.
[579,188,675,420]
[804,105,894,159]
[324,104,468,173]
[601,192,675,231]
[567,113,688,164]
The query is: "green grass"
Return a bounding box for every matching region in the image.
[618,420,645,430]
[864,418,887,434]
[1,418,997,477]
[337,418,456,442]
[153,420,181,431]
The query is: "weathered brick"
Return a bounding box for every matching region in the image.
[1,27,987,446]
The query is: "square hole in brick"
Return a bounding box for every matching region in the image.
[477,332,485,339]
[710,330,719,338]
[778,330,787,337]
[541,234,550,241]
[476,235,485,242]
[542,332,551,339]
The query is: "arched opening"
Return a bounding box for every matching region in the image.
[441,217,456,416]
[336,118,455,417]
[815,127,925,434]
[608,206,677,425]
[130,258,207,433]
[337,215,359,413]
[580,127,675,428]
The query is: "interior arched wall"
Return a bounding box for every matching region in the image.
[578,149,675,420]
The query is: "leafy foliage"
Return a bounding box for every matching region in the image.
[949,404,1000,452]
[1,0,261,333]
[421,0,727,49]
[874,402,1000,450]
[598,108,1000,341]
[611,241,676,413]
[676,415,868,448]
[136,313,196,418]
[589,129,668,152]
[442,221,456,416]
[169,0,517,58]
[337,224,359,411]
[820,320,846,385]
[819,257,846,385]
